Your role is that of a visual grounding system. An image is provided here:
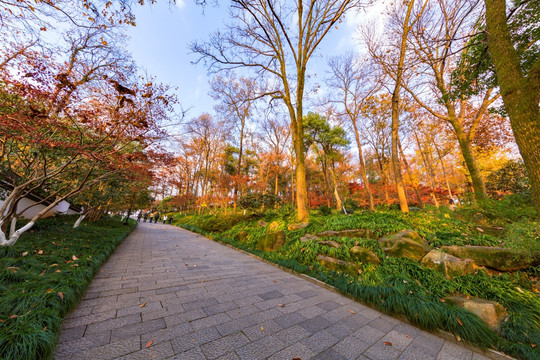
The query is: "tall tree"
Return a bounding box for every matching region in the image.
[210,73,256,212]
[327,54,379,210]
[484,0,540,214]
[191,0,367,222]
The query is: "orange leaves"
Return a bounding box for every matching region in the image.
[384,341,393,346]
[58,292,64,300]
[145,340,154,348]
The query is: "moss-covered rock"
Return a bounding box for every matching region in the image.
[300,234,319,242]
[257,220,268,227]
[317,229,375,239]
[318,240,340,248]
[287,222,309,231]
[445,295,508,330]
[317,255,358,276]
[378,230,430,261]
[256,230,286,251]
[441,245,540,272]
[421,250,475,279]
[349,246,380,265]
[268,221,280,231]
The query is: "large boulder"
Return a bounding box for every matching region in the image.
[441,245,540,272]
[318,240,340,248]
[317,255,358,276]
[257,220,268,227]
[349,246,380,265]
[445,295,507,330]
[256,230,286,251]
[300,234,319,242]
[378,230,430,261]
[317,229,375,239]
[287,222,309,231]
[421,250,475,279]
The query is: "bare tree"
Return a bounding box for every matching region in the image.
[327,53,379,210]
[191,0,367,222]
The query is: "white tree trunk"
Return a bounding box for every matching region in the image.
[73,214,86,228]
[9,217,17,238]
[0,221,35,246]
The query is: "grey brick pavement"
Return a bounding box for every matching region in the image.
[55,222,495,360]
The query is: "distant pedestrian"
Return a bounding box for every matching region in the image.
[143,212,148,222]
[137,212,142,222]
[163,215,168,224]
[154,213,160,223]
[168,215,173,224]
[149,212,153,223]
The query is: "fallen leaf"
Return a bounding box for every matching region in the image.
[384,341,392,346]
[439,299,445,302]
[140,302,147,308]
[55,270,61,273]
[405,334,411,339]
[476,227,484,232]
[38,250,43,255]
[72,255,78,260]
[456,335,461,341]
[145,340,153,348]
[45,288,53,293]
[43,326,47,331]
[456,316,463,326]
[531,344,536,348]
[273,280,277,283]
[40,270,46,276]
[278,304,285,307]
[22,251,28,256]
[516,287,524,294]
[58,292,64,299]
[292,358,302,360]
[260,326,264,331]
[50,264,58,267]
[9,315,17,319]
[71,264,79,267]
[349,310,356,314]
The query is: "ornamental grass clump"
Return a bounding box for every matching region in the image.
[0,215,136,360]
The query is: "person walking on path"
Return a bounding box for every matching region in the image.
[143,212,148,222]
[168,215,173,224]
[137,212,142,222]
[163,215,168,224]
[154,212,160,223]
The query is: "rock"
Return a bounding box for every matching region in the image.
[421,250,475,279]
[317,229,375,239]
[287,222,309,231]
[378,230,430,261]
[318,240,340,248]
[441,245,540,272]
[257,220,268,227]
[300,234,319,242]
[474,225,505,238]
[235,230,248,242]
[349,246,380,265]
[256,230,286,251]
[445,295,508,330]
[317,255,358,276]
[268,221,280,231]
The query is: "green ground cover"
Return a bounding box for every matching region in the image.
[175,202,540,360]
[0,215,136,360]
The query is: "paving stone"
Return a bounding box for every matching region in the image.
[116,341,174,360]
[298,315,332,334]
[167,345,206,360]
[300,329,338,352]
[191,312,232,331]
[436,341,473,360]
[201,332,250,359]
[274,325,312,346]
[364,339,402,360]
[171,327,222,353]
[257,290,283,300]
[318,300,341,311]
[267,342,315,360]
[333,334,371,359]
[76,336,140,360]
[85,313,141,334]
[242,319,282,341]
[274,312,307,328]
[141,322,193,344]
[54,331,111,359]
[312,347,349,360]
[234,335,284,360]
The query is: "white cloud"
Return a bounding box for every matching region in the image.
[175,0,186,10]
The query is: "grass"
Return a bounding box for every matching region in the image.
[0,215,136,360]
[174,205,540,360]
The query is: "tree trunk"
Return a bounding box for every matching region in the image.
[233,120,246,214]
[398,138,424,208]
[293,128,309,222]
[390,0,414,213]
[329,163,343,212]
[485,0,540,215]
[73,214,86,228]
[453,124,486,201]
[413,129,439,207]
[433,141,453,199]
[351,120,374,210]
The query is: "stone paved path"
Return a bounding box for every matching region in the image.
[55,222,494,360]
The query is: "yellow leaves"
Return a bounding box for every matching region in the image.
[348,310,356,314]
[72,255,78,261]
[140,302,147,308]
[260,326,264,331]
[476,227,484,232]
[516,287,524,294]
[22,251,28,256]
[456,316,463,326]
[46,289,54,293]
[384,341,392,346]
[145,340,154,348]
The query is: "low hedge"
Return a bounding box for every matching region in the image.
[0,215,136,360]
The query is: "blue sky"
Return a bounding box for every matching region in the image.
[126,1,381,124]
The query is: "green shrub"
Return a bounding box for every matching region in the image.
[318,205,332,216]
